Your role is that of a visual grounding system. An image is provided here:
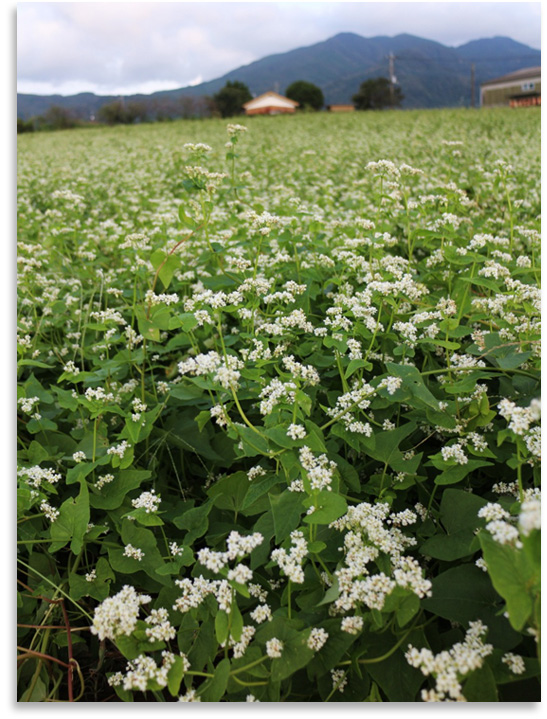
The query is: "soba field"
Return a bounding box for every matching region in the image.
[17,107,540,702]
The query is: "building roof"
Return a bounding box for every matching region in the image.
[243,92,299,110]
[481,66,541,87]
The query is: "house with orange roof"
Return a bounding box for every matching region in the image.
[243,91,299,116]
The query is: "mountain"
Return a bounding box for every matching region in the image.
[17,32,541,119]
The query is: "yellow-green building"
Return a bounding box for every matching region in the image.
[480,66,541,108]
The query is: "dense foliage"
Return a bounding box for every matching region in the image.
[212,81,253,118]
[353,77,404,110]
[285,81,325,111]
[17,108,540,702]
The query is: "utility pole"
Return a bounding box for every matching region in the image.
[389,52,395,107]
[470,63,476,108]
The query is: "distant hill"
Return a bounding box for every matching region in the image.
[17,32,541,119]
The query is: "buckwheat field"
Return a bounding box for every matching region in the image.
[17,108,540,702]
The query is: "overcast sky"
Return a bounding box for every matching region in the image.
[17,1,541,96]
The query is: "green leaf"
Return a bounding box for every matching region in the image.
[463,662,499,701]
[49,479,89,554]
[90,470,151,510]
[344,358,371,379]
[173,500,214,545]
[303,491,347,525]
[385,363,440,409]
[365,630,427,701]
[362,421,419,473]
[235,424,270,457]
[422,564,521,649]
[241,472,284,511]
[306,617,358,678]
[199,658,231,702]
[108,519,169,586]
[478,532,537,631]
[419,489,488,560]
[207,471,249,513]
[215,610,230,645]
[230,600,244,642]
[434,459,493,485]
[269,491,304,543]
[167,654,187,697]
[69,557,115,601]
[256,617,314,682]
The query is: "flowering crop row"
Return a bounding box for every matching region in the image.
[17,108,540,702]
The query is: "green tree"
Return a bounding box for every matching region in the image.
[40,105,78,130]
[285,80,324,110]
[212,81,252,118]
[352,77,404,110]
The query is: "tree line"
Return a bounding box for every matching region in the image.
[17,77,403,132]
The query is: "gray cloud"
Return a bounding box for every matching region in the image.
[17,1,541,96]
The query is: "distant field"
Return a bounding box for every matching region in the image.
[17,108,541,702]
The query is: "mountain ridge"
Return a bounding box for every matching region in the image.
[17,32,541,119]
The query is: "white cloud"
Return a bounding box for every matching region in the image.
[16,1,541,96]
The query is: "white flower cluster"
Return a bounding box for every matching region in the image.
[479,491,540,549]
[325,380,375,435]
[498,398,540,436]
[62,360,80,375]
[119,233,151,251]
[250,603,272,624]
[307,627,329,651]
[247,465,266,481]
[18,396,40,418]
[441,441,468,465]
[259,377,297,415]
[221,625,256,658]
[281,355,320,385]
[226,123,248,136]
[501,652,526,675]
[271,530,308,583]
[144,289,179,307]
[287,423,307,440]
[91,585,151,641]
[330,668,348,693]
[109,651,187,692]
[144,607,176,642]
[94,473,114,490]
[518,495,541,536]
[405,620,493,702]
[178,350,243,390]
[178,688,201,702]
[107,440,130,458]
[197,531,264,573]
[131,397,147,422]
[265,638,284,658]
[329,501,429,613]
[40,500,59,522]
[123,544,145,561]
[18,465,61,488]
[340,616,364,635]
[299,446,338,491]
[131,489,161,513]
[378,376,403,395]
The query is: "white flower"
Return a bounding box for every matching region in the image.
[341,616,363,634]
[91,585,151,641]
[131,489,161,513]
[266,638,283,658]
[502,652,526,675]
[123,544,145,561]
[287,423,307,440]
[307,627,329,650]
